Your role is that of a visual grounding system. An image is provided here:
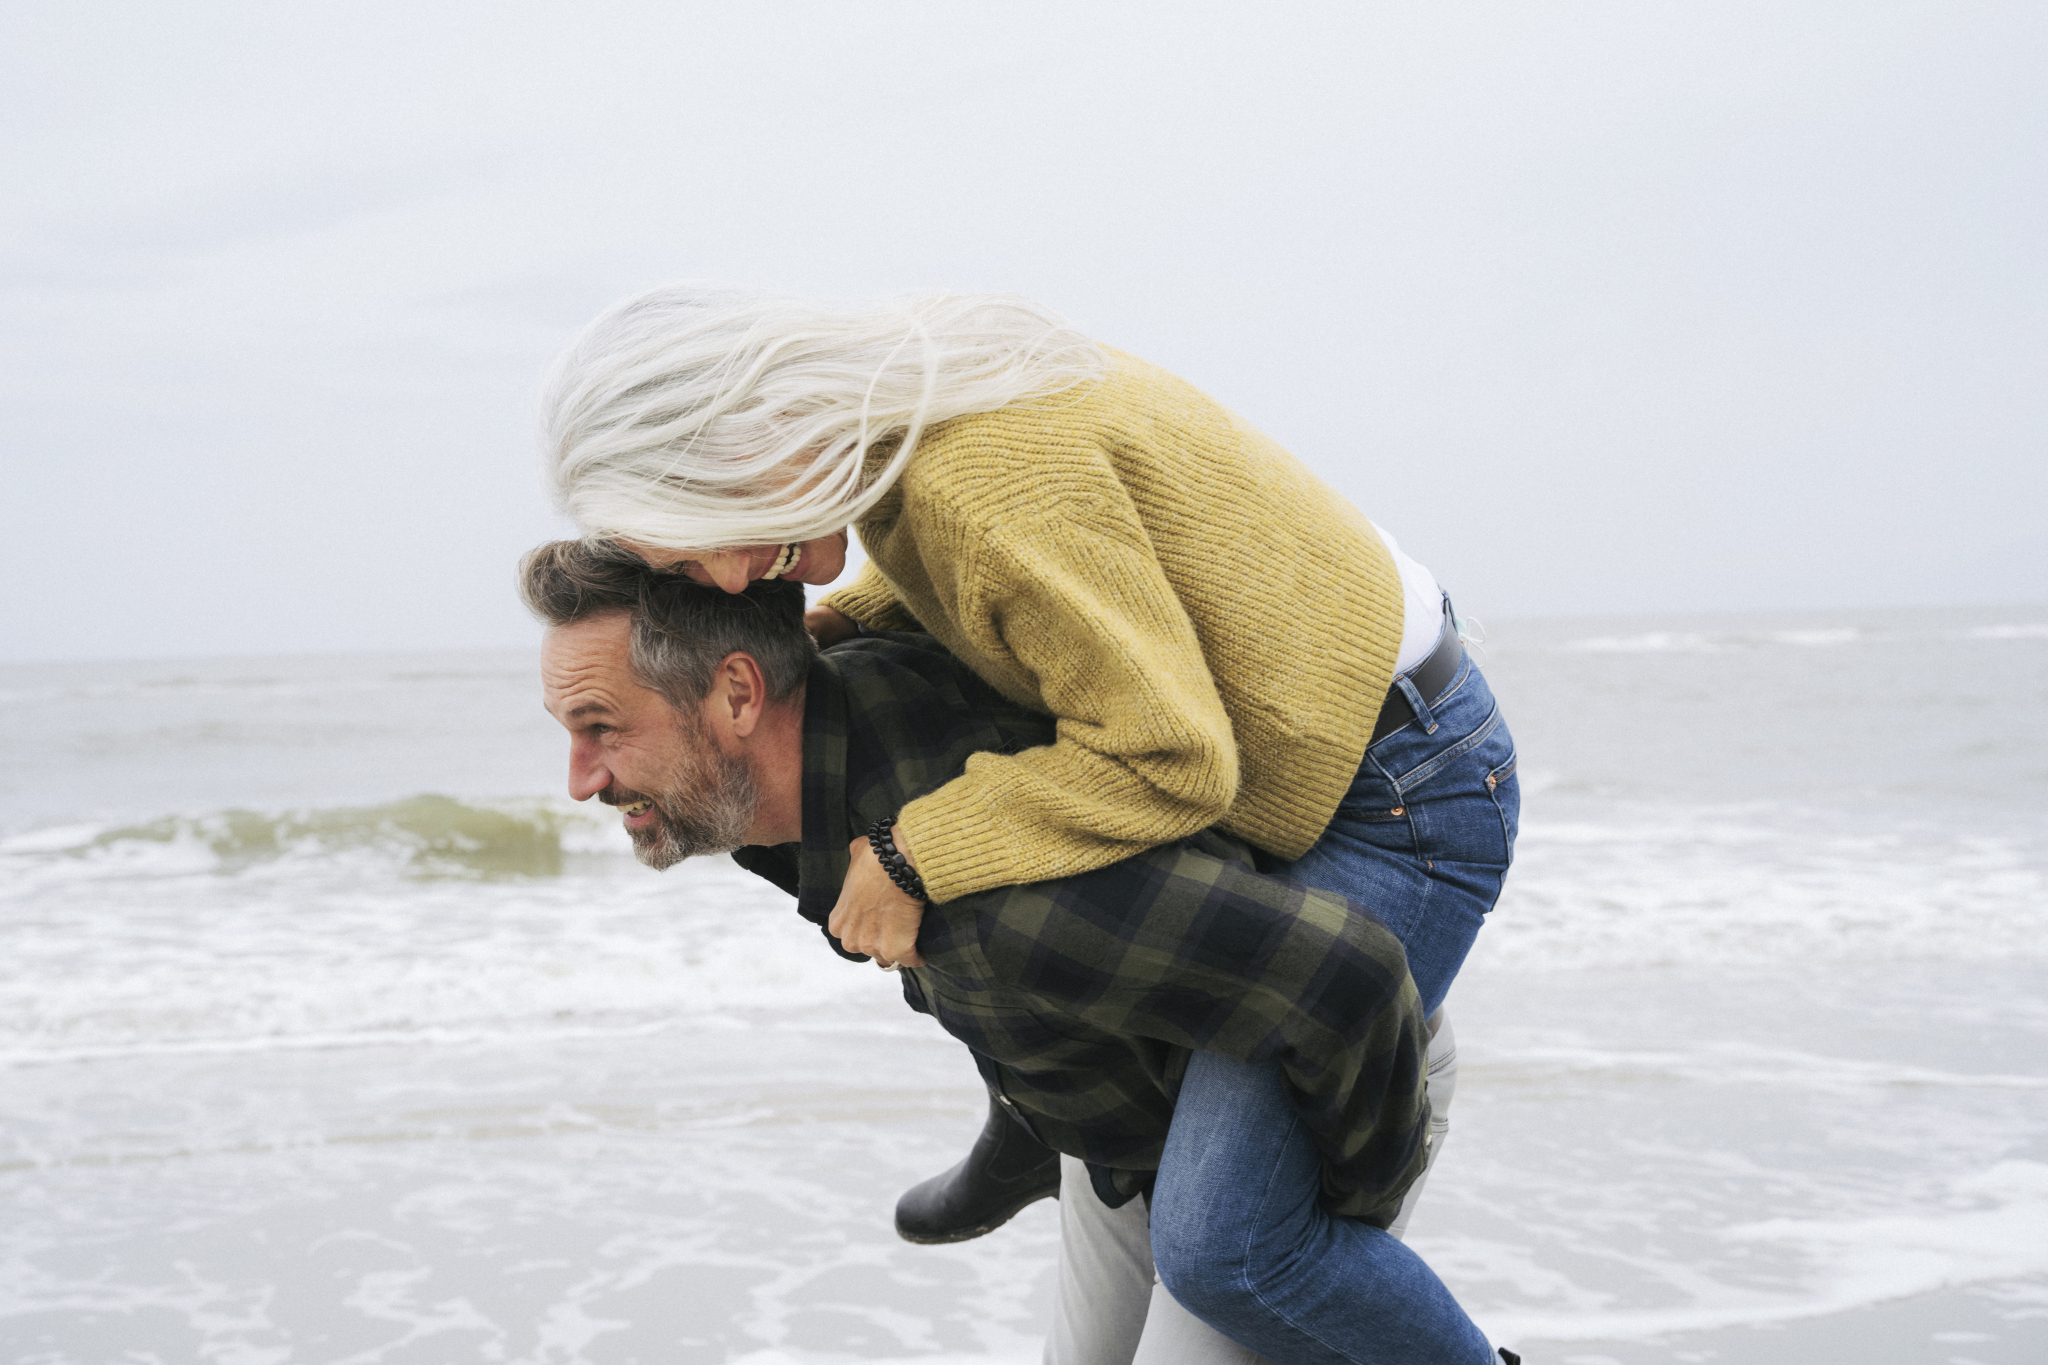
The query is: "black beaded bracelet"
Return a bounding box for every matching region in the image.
[866,817,930,903]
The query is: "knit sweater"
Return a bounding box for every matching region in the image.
[821,348,1405,905]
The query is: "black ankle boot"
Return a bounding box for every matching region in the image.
[1498,1349,1521,1364]
[894,1093,1061,1244]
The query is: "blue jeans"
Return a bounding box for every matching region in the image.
[1263,648,1519,1016]
[1153,651,1518,1363]
[1151,1051,1495,1364]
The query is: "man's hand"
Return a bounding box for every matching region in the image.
[806,606,858,649]
[828,831,928,968]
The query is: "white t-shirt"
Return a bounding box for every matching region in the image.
[1371,523,1444,676]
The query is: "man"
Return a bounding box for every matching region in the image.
[521,540,1508,1365]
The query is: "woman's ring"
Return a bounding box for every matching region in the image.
[876,959,900,972]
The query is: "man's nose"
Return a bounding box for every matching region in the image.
[567,736,611,802]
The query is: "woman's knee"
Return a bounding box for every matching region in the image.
[1150,1213,1252,1324]
[1152,1182,1325,1327]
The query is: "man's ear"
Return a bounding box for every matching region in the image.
[709,651,769,738]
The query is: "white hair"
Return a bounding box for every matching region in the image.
[540,285,1110,550]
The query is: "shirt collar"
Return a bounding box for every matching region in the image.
[796,653,854,929]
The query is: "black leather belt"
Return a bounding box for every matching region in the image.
[1370,604,1464,745]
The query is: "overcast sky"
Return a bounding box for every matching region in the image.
[2,1,2042,663]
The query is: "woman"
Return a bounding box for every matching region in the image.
[541,286,1520,1365]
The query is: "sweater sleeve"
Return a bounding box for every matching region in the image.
[938,832,1431,1223]
[819,560,923,632]
[896,513,1241,904]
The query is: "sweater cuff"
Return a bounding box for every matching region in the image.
[897,767,1137,905]
[820,582,920,633]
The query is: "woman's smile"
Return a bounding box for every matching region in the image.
[623,531,848,592]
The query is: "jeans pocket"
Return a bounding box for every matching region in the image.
[1388,700,1517,874]
[1485,754,1520,864]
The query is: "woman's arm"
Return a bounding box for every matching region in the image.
[819,559,923,633]
[894,513,1241,904]
[823,513,1244,963]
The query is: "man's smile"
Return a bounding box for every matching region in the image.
[600,787,658,825]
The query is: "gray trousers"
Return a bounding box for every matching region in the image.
[1042,1014,1459,1365]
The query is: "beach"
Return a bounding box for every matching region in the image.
[3,605,2044,1363]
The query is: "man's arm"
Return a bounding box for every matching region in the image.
[922,829,1431,1224]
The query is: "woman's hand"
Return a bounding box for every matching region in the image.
[827,826,928,968]
[806,606,858,649]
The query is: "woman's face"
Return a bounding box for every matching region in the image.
[625,530,850,593]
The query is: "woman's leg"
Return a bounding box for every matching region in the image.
[1149,1049,1496,1365]
[1190,655,1505,1360]
[1056,653,1512,1364]
[1261,655,1519,1015]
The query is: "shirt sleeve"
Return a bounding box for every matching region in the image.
[819,560,924,633]
[895,512,1241,904]
[927,831,1432,1224]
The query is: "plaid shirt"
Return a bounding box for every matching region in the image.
[732,633,1430,1222]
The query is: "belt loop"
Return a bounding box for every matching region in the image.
[1396,674,1438,735]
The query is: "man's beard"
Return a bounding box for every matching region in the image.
[601,716,761,870]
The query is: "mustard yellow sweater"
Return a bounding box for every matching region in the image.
[822,349,1405,905]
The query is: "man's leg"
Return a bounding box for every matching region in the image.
[1130,1282,1272,1365]
[896,1093,1060,1243]
[1149,1049,1496,1365]
[1042,1156,1154,1365]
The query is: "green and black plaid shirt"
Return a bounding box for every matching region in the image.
[732,633,1430,1223]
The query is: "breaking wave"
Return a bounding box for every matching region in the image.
[0,794,606,880]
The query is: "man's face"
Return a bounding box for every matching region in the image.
[541,612,759,868]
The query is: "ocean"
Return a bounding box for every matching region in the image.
[2,605,2044,1364]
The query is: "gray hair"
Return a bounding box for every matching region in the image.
[517,539,815,709]
[539,285,1109,552]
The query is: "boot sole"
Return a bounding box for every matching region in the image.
[894,1186,1058,1245]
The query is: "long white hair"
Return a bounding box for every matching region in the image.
[540,285,1110,550]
